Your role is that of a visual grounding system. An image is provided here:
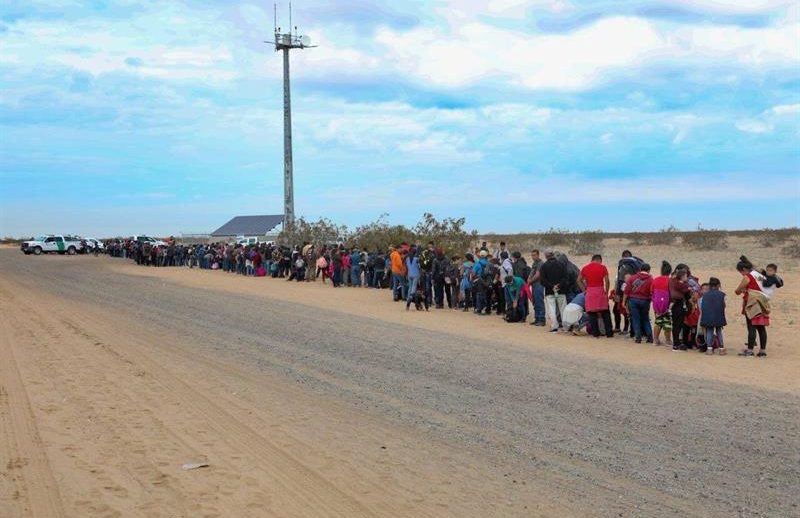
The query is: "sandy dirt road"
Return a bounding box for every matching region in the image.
[1,249,798,517]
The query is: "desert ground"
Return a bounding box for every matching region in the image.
[0,238,798,518]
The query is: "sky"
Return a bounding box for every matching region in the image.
[1,0,799,237]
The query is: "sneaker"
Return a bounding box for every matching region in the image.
[757,351,767,357]
[549,328,559,333]
[646,338,654,344]
[738,349,754,357]
[634,338,642,344]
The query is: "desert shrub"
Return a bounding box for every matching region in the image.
[758,230,778,248]
[570,230,604,255]
[355,213,474,254]
[349,214,415,252]
[413,212,478,255]
[647,225,679,246]
[627,232,645,245]
[538,228,572,247]
[758,228,800,247]
[782,239,800,259]
[279,217,349,246]
[682,227,728,250]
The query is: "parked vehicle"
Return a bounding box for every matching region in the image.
[131,235,167,247]
[235,236,264,246]
[20,235,84,255]
[82,237,105,252]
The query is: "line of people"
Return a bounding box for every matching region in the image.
[107,239,782,357]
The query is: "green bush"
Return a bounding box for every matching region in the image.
[538,228,572,247]
[627,232,645,246]
[570,230,604,255]
[782,239,800,259]
[681,227,728,250]
[647,225,679,246]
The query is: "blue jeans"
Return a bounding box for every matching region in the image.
[705,326,724,348]
[392,273,407,300]
[407,276,419,302]
[424,274,433,305]
[629,298,653,340]
[351,266,361,286]
[533,282,545,323]
[474,284,487,313]
[373,270,384,288]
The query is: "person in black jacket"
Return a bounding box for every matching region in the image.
[539,250,568,332]
[431,249,453,308]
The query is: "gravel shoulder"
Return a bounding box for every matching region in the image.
[1,250,798,517]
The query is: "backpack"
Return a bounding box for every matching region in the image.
[482,263,496,284]
[505,306,522,323]
[652,288,670,315]
[420,250,434,271]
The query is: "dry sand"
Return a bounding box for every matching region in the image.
[1,240,798,517]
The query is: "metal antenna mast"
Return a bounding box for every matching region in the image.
[268,3,315,231]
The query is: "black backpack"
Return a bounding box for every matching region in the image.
[505,306,522,323]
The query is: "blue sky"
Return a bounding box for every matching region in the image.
[1,0,799,237]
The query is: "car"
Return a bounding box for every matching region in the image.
[235,236,262,247]
[20,235,84,255]
[82,237,105,251]
[131,235,168,247]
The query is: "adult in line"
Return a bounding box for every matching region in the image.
[669,266,691,350]
[539,250,568,332]
[734,256,769,357]
[623,263,654,343]
[390,246,407,301]
[579,254,614,338]
[432,249,453,309]
[527,249,546,326]
[405,247,421,308]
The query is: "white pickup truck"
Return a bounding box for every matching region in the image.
[21,235,85,255]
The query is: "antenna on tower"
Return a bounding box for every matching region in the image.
[264,2,317,231]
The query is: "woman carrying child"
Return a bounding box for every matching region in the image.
[735,256,770,357]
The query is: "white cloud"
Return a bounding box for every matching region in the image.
[670,0,795,15]
[736,119,774,134]
[375,15,800,91]
[769,103,800,115]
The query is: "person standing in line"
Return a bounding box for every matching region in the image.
[405,247,421,308]
[539,250,568,332]
[390,246,407,301]
[579,254,614,338]
[669,267,691,350]
[735,256,770,357]
[700,277,727,355]
[623,263,654,343]
[527,249,546,326]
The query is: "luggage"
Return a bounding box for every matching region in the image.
[504,306,522,323]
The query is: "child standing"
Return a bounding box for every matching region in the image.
[651,261,673,346]
[699,277,727,355]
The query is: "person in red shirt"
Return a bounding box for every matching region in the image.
[579,254,613,338]
[623,263,654,343]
